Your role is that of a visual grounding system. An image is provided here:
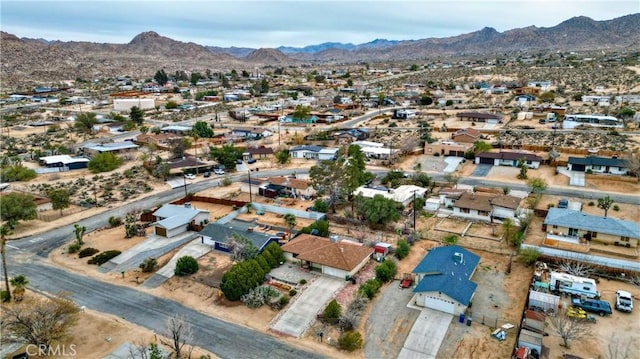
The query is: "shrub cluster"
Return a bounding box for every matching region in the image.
[78,247,99,258]
[88,250,121,265]
[220,242,286,301]
[374,259,397,283]
[395,240,410,260]
[358,278,382,299]
[338,331,363,351]
[175,256,199,276]
[68,243,81,254]
[240,285,280,308]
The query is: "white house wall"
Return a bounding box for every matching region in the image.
[167,224,188,238]
[323,265,349,279]
[452,208,491,222]
[415,291,466,315]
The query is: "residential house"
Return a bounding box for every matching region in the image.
[424,141,473,157]
[456,112,503,123]
[318,148,339,161]
[161,125,192,134]
[542,208,640,249]
[451,128,481,144]
[567,156,628,175]
[152,203,210,238]
[80,141,139,156]
[412,245,480,314]
[243,146,274,161]
[354,185,427,207]
[290,145,323,159]
[351,141,397,159]
[267,176,316,198]
[451,191,522,223]
[281,233,373,279]
[135,133,183,149]
[231,127,272,140]
[38,155,89,170]
[475,151,542,169]
[200,221,281,253]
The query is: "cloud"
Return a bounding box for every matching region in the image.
[1,0,638,47]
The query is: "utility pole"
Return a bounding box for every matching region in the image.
[413,190,417,230]
[248,169,252,203]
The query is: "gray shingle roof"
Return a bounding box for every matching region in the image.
[543,208,640,238]
[199,222,277,251]
[412,245,480,305]
[568,156,628,167]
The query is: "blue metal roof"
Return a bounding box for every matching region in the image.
[412,245,480,305]
[543,208,640,238]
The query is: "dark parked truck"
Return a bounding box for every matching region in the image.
[571,298,612,316]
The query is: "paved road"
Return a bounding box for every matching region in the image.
[12,261,323,359]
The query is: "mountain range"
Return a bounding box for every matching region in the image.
[2,14,639,86]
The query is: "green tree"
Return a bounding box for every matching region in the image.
[260,78,269,93]
[9,274,28,301]
[618,107,636,120]
[517,248,541,266]
[443,234,458,245]
[291,105,311,121]
[154,69,169,86]
[192,121,214,138]
[346,78,353,87]
[73,224,86,246]
[527,177,548,194]
[0,192,37,229]
[48,188,70,216]
[283,213,296,234]
[190,72,202,86]
[74,112,98,137]
[538,91,555,103]
[0,165,37,182]
[169,138,191,159]
[1,225,13,302]
[338,331,363,351]
[395,240,410,259]
[311,199,329,213]
[275,149,290,164]
[597,195,614,217]
[309,160,344,212]
[355,194,401,226]
[419,96,433,106]
[375,259,397,282]
[323,299,342,323]
[228,233,259,262]
[210,144,244,171]
[517,158,528,180]
[473,141,493,153]
[87,152,123,173]
[502,218,516,246]
[165,101,179,110]
[129,106,144,125]
[175,256,199,276]
[299,220,330,237]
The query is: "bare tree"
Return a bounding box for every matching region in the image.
[607,334,634,359]
[559,260,596,277]
[163,315,193,359]
[1,292,80,349]
[547,309,592,348]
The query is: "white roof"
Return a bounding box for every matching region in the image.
[162,125,192,131]
[82,142,139,152]
[355,185,427,204]
[352,141,384,148]
[40,155,89,165]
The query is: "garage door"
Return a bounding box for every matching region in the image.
[155,226,167,237]
[479,157,494,165]
[572,164,586,172]
[424,296,456,314]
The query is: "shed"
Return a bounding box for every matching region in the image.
[522,310,546,334]
[518,329,543,354]
[528,290,560,312]
[424,197,440,212]
[374,242,392,256]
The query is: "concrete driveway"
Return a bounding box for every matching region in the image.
[472,164,493,177]
[443,157,464,173]
[270,276,343,338]
[142,240,211,288]
[398,308,452,359]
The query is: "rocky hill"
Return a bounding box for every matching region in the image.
[2,14,638,86]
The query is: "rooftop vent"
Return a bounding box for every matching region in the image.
[453,252,464,264]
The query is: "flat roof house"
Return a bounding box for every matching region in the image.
[457,112,503,123]
[412,245,480,315]
[281,233,373,279]
[200,222,280,253]
[152,203,210,238]
[81,142,139,155]
[39,155,89,169]
[567,156,628,175]
[475,151,542,169]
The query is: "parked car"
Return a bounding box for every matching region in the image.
[615,290,633,312]
[236,159,243,164]
[558,198,568,209]
[203,171,211,178]
[184,173,196,180]
[571,298,612,316]
[214,168,225,175]
[247,158,257,164]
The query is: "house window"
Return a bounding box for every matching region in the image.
[461,208,470,214]
[568,228,579,236]
[621,237,630,242]
[588,231,598,238]
[552,225,558,229]
[478,210,489,216]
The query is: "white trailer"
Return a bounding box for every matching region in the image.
[549,271,599,298]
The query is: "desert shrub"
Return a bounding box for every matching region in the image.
[311,199,329,213]
[240,285,280,308]
[588,201,595,206]
[221,176,232,186]
[0,165,37,182]
[88,250,121,265]
[108,216,122,227]
[175,256,199,276]
[613,205,620,211]
[289,289,297,296]
[517,248,541,266]
[68,243,81,254]
[375,259,397,283]
[338,331,363,351]
[78,247,99,258]
[139,257,158,272]
[358,278,382,299]
[279,295,290,306]
[395,240,410,260]
[1,290,10,302]
[299,279,307,285]
[323,299,342,324]
[87,152,123,173]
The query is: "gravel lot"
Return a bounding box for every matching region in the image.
[364,281,420,359]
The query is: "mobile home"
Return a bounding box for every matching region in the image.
[549,272,599,299]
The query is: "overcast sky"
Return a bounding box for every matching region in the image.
[2,1,638,48]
